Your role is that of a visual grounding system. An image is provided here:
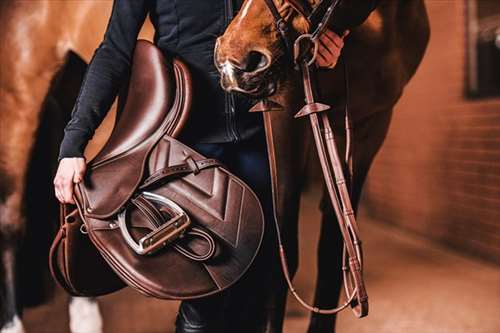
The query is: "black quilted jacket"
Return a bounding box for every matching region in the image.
[58,0,378,160]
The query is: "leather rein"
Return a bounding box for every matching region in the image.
[262,0,369,317]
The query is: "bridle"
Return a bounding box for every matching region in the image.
[260,0,369,318]
[262,0,341,65]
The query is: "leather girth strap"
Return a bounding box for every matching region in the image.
[139,159,220,190]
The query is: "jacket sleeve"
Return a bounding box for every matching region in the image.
[58,0,149,161]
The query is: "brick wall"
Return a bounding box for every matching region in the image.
[361,0,500,264]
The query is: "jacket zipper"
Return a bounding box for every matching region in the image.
[224,0,240,142]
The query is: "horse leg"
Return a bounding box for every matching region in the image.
[0,95,41,333]
[264,194,301,333]
[260,125,307,333]
[0,128,39,333]
[68,297,103,333]
[307,109,393,333]
[0,202,25,333]
[0,54,66,332]
[0,3,108,332]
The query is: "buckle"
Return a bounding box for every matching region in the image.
[117,191,191,255]
[184,156,200,175]
[293,33,318,67]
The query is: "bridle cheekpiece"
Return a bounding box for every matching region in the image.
[262,0,341,66]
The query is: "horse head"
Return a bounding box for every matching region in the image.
[214,0,315,97]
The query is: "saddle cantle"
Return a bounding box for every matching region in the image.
[50,40,264,299]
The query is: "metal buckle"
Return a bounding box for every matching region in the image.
[293,33,319,67]
[117,191,191,255]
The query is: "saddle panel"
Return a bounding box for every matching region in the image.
[78,40,192,219]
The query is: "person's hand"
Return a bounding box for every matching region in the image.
[316,29,349,69]
[53,157,86,204]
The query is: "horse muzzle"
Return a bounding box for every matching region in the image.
[217,60,278,97]
[214,38,277,97]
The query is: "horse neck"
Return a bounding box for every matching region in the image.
[64,1,114,59]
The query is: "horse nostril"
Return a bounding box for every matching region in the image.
[241,50,270,73]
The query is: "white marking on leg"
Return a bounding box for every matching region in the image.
[0,316,25,333]
[69,297,103,333]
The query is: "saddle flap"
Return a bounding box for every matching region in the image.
[76,40,192,219]
[84,135,265,299]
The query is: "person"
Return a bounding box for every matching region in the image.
[53,0,346,332]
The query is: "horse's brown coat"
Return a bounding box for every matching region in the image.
[0,0,429,332]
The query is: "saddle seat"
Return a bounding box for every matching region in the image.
[78,40,192,219]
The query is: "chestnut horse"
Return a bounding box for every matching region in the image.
[0,1,154,332]
[0,1,429,333]
[215,0,429,332]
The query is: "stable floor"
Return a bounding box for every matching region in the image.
[24,189,500,333]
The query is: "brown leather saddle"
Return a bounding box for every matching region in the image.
[50,40,264,299]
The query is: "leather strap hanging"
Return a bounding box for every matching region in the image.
[260,0,369,318]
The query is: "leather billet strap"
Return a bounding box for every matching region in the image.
[263,0,294,55]
[139,158,220,190]
[308,0,340,39]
